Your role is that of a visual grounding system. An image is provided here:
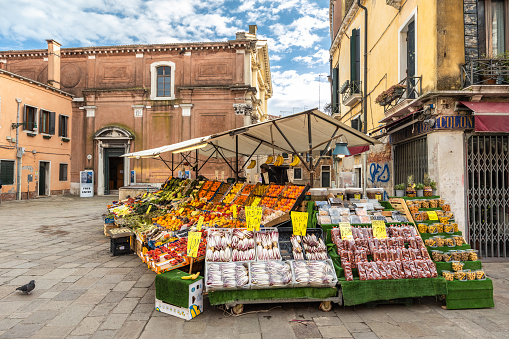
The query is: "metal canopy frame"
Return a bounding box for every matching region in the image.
[123,109,380,186]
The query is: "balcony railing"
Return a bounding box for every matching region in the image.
[383,76,422,114]
[461,58,509,87]
[340,80,362,106]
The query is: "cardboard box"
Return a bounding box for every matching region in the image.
[104,223,119,237]
[155,277,204,320]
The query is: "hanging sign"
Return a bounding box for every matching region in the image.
[372,220,387,239]
[339,222,353,240]
[291,211,308,236]
[427,211,439,221]
[187,232,202,258]
[245,206,262,231]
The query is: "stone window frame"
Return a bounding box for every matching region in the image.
[59,163,68,181]
[150,61,176,100]
[398,7,418,82]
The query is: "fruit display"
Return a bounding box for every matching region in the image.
[240,184,255,196]
[275,198,296,212]
[234,195,248,206]
[253,184,269,196]
[259,196,277,208]
[222,183,244,204]
[266,185,285,197]
[281,185,305,199]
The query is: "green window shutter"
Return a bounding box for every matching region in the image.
[49,112,55,135]
[332,67,339,113]
[0,160,15,185]
[350,29,357,83]
[23,105,27,130]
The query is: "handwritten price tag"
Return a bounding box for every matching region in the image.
[187,232,202,258]
[179,207,184,214]
[375,193,382,201]
[245,206,262,231]
[372,220,387,239]
[427,211,439,220]
[339,222,353,240]
[196,216,204,231]
[354,193,361,200]
[291,211,308,236]
[232,205,237,219]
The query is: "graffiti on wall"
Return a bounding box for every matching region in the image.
[369,162,390,186]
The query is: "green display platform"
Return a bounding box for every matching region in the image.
[435,261,482,274]
[208,287,338,306]
[339,277,447,306]
[155,269,203,309]
[420,231,462,240]
[446,278,494,309]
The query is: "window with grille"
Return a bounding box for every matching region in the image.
[394,136,428,185]
[0,160,15,185]
[59,163,68,181]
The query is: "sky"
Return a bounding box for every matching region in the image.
[0,0,331,116]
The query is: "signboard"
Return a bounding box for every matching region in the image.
[291,211,308,236]
[391,115,475,143]
[187,232,202,258]
[130,170,136,184]
[245,206,262,231]
[79,170,94,197]
[339,222,353,240]
[372,220,387,239]
[427,211,439,220]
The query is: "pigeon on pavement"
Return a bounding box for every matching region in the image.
[16,280,35,294]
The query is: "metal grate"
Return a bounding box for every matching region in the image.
[394,137,428,186]
[467,134,509,258]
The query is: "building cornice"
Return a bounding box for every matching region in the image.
[0,68,74,98]
[330,2,359,57]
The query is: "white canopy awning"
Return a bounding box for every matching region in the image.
[122,109,380,160]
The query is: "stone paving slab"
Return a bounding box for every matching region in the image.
[0,196,508,339]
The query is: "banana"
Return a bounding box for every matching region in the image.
[181,271,200,280]
[290,155,301,166]
[265,156,274,164]
[247,160,256,169]
[274,155,284,166]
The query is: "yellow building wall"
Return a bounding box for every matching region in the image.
[332,0,464,133]
[0,73,73,199]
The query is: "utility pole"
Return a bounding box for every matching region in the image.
[15,98,22,200]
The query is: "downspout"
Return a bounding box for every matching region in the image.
[357,0,368,134]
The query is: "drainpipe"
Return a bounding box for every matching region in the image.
[357,0,368,134]
[15,98,22,200]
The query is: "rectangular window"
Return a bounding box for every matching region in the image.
[332,67,340,113]
[59,163,68,181]
[483,0,509,57]
[294,167,302,180]
[23,105,37,131]
[40,110,50,134]
[351,115,362,131]
[59,115,69,137]
[0,160,15,185]
[350,28,361,92]
[157,66,172,97]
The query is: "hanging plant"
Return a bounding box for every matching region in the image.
[375,84,406,106]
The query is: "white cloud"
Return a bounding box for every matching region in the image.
[268,70,331,115]
[292,49,329,67]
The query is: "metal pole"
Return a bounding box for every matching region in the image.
[171,153,174,177]
[308,113,313,188]
[235,135,239,180]
[15,98,22,200]
[195,149,199,179]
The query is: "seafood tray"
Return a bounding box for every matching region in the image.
[278,227,328,261]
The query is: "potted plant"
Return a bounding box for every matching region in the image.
[430,181,437,196]
[406,175,416,197]
[394,183,406,197]
[375,84,406,106]
[415,183,424,197]
[423,173,433,197]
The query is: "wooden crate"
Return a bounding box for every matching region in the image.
[104,223,119,237]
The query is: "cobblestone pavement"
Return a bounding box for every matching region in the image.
[0,196,508,339]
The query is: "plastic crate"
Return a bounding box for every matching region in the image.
[110,236,132,256]
[278,227,327,260]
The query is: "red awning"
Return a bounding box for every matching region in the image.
[460,101,509,132]
[347,145,370,157]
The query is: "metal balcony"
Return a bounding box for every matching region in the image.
[461,58,509,87]
[340,80,362,107]
[383,76,422,114]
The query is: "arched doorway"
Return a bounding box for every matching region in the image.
[93,126,133,196]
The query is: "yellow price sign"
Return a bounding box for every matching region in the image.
[187,232,202,258]
[232,205,238,219]
[146,205,152,215]
[372,220,387,239]
[339,222,353,240]
[291,211,308,236]
[427,211,439,221]
[245,206,262,231]
[196,216,204,231]
[375,193,382,201]
[179,207,184,214]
